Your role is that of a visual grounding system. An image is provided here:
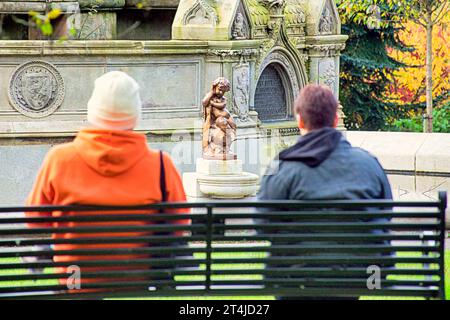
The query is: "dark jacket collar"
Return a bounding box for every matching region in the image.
[279,127,342,167]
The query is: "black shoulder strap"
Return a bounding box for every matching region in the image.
[159,151,167,203]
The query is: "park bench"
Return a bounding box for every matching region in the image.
[0,192,447,300]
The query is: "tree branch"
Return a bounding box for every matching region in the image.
[432,2,449,24]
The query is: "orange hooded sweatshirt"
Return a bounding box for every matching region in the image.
[26,128,188,285]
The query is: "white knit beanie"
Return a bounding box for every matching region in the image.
[87,71,142,130]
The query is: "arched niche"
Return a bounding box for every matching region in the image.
[254,63,290,121]
[253,49,306,122]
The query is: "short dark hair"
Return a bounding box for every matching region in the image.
[294,84,338,130]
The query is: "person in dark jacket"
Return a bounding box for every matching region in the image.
[258,84,392,201]
[257,84,393,300]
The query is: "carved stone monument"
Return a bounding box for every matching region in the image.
[0,0,348,203]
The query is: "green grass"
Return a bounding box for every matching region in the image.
[1,251,449,300]
[0,258,57,288]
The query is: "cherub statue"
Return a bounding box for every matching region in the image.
[202,77,237,160]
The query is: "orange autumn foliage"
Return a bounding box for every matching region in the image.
[386,16,450,107]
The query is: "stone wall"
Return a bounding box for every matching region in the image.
[345,131,450,200]
[345,131,450,226]
[0,40,262,137]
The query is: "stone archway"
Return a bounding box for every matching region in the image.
[254,64,289,122]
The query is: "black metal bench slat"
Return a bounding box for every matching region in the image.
[0,210,441,224]
[0,233,441,247]
[0,193,446,299]
[0,257,207,270]
[0,235,205,246]
[212,221,441,231]
[210,211,442,219]
[0,213,205,224]
[213,267,442,276]
[213,233,442,242]
[4,287,439,300]
[0,246,206,257]
[0,279,442,295]
[0,255,442,271]
[0,199,440,213]
[0,222,441,235]
[0,267,441,283]
[210,256,441,264]
[0,243,442,258]
[0,224,205,235]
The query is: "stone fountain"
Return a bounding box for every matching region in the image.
[184,77,258,199]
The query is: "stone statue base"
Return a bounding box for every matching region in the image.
[183,158,258,199]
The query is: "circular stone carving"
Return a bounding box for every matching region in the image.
[8,61,65,118]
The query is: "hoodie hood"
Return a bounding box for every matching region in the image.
[279,127,342,167]
[73,128,148,176]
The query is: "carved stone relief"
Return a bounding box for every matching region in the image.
[183,0,218,26]
[284,0,306,36]
[306,43,346,57]
[8,61,65,118]
[245,0,269,38]
[207,49,257,58]
[319,59,337,95]
[232,3,250,40]
[319,2,334,35]
[260,0,286,16]
[232,63,250,121]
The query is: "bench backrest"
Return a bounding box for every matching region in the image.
[0,192,447,299]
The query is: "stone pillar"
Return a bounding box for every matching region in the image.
[306,41,346,98]
[306,41,347,130]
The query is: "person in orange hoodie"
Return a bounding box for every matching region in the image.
[26,71,189,291]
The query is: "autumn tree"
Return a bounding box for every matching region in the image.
[398,0,449,132]
[387,15,449,125]
[338,0,449,132]
[336,0,413,130]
